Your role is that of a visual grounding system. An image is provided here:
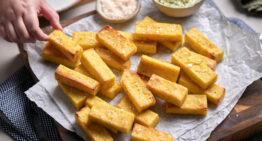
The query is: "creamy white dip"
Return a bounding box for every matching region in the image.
[100,0,138,20]
[158,0,201,8]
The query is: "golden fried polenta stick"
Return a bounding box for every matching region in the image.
[58,82,87,110]
[49,30,83,62]
[97,26,137,60]
[131,123,173,141]
[117,96,159,128]
[147,74,188,107]
[75,106,113,141]
[134,21,183,42]
[120,69,156,112]
[185,28,224,62]
[55,65,100,95]
[84,96,118,133]
[75,64,120,99]
[172,48,217,89]
[42,42,80,68]
[95,47,131,71]
[72,32,100,50]
[81,48,116,88]
[141,16,182,51]
[179,72,225,105]
[89,101,135,134]
[137,55,180,82]
[120,31,157,54]
[166,95,208,116]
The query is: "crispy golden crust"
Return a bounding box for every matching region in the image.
[42,42,79,68]
[85,96,108,108]
[55,65,100,95]
[120,31,157,54]
[205,84,226,105]
[137,55,180,82]
[141,16,181,51]
[95,47,130,70]
[75,64,121,99]
[134,40,157,54]
[131,123,173,141]
[134,21,183,42]
[159,41,182,52]
[166,95,208,116]
[147,74,188,107]
[75,106,114,141]
[48,30,83,62]
[43,42,66,58]
[81,48,116,88]
[216,88,226,105]
[117,96,159,128]
[185,28,224,62]
[89,102,135,134]
[179,72,225,105]
[74,64,92,77]
[58,82,87,110]
[173,47,216,70]
[100,81,121,99]
[172,48,217,89]
[97,26,137,61]
[72,32,100,50]
[84,96,118,133]
[120,69,156,112]
[178,72,204,94]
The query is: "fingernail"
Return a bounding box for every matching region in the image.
[59,24,63,30]
[45,36,49,41]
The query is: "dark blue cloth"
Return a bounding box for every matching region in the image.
[0,66,61,141]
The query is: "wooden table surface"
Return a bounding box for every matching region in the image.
[18,9,262,141]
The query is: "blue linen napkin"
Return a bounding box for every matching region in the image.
[0,66,61,141]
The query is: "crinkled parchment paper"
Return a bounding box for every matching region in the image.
[24,0,262,140]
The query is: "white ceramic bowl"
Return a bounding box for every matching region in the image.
[96,0,141,23]
[152,0,204,17]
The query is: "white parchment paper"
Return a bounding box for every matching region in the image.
[25,0,262,140]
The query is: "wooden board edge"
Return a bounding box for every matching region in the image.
[57,0,93,13]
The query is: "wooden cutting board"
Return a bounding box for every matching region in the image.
[17,10,262,141]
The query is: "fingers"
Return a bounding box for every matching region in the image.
[5,22,18,42]
[13,17,34,42]
[0,24,7,40]
[23,11,49,41]
[41,2,62,30]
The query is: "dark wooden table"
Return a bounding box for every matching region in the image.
[18,9,262,141]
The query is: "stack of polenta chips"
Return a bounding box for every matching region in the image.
[41,16,225,141]
[42,30,83,68]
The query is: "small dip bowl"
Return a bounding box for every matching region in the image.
[96,0,141,23]
[152,0,204,17]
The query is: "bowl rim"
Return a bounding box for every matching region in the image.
[96,0,141,23]
[153,0,204,9]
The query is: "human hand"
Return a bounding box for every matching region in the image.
[0,0,62,43]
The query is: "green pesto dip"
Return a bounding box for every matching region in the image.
[158,0,201,8]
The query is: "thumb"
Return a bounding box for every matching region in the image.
[40,2,62,30]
